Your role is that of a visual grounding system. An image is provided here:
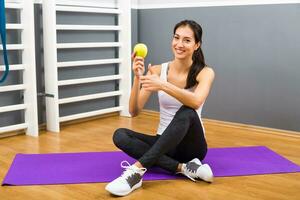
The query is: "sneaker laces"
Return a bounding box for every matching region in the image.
[120,161,146,180]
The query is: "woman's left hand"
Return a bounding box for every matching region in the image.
[140,65,164,92]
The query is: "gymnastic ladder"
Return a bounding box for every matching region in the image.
[42,0,132,133]
[0,0,39,136]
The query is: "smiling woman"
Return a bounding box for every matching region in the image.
[104,19,215,196]
[172,20,207,89]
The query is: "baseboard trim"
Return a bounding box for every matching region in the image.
[0,130,25,139]
[141,109,300,138]
[140,109,160,118]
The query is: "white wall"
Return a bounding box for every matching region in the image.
[14,0,300,8]
[137,0,300,9]
[31,0,138,8]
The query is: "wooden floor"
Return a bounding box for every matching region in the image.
[0,113,300,200]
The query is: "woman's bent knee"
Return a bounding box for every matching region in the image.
[176,105,198,119]
[112,128,128,147]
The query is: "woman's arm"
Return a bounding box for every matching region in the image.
[129,75,152,117]
[129,57,161,117]
[140,67,215,109]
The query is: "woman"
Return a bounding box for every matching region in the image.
[106,20,215,196]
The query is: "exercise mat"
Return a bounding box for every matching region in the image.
[3,146,300,186]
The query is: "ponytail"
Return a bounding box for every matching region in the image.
[185,47,206,89]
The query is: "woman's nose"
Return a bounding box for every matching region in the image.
[176,40,184,47]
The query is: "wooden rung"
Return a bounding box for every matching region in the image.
[57,58,122,68]
[0,84,26,93]
[6,23,23,30]
[58,90,122,104]
[56,25,121,31]
[0,123,27,134]
[59,106,123,122]
[56,42,121,49]
[56,6,121,14]
[0,104,26,113]
[0,64,25,71]
[0,44,24,50]
[58,75,122,86]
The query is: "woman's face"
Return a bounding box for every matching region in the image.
[172,25,200,60]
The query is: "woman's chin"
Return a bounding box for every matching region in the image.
[175,54,187,60]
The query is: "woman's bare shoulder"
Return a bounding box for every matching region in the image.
[197,66,215,81]
[204,65,214,72]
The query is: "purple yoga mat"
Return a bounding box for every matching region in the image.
[2,146,300,186]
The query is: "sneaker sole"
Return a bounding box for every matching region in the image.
[105,180,142,196]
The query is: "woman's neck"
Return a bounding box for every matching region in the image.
[171,59,193,74]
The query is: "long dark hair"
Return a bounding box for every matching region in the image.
[173,20,206,89]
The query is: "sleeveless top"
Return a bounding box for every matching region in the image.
[156,62,205,135]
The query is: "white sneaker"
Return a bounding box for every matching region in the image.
[105,161,147,196]
[179,158,214,183]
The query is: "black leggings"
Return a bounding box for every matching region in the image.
[113,106,207,173]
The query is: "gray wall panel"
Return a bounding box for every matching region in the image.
[138,4,300,131]
[0,111,24,127]
[59,81,117,99]
[56,12,117,25]
[59,97,116,117]
[131,9,139,46]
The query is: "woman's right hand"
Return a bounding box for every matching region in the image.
[132,52,145,77]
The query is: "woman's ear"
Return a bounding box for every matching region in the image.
[194,42,200,51]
